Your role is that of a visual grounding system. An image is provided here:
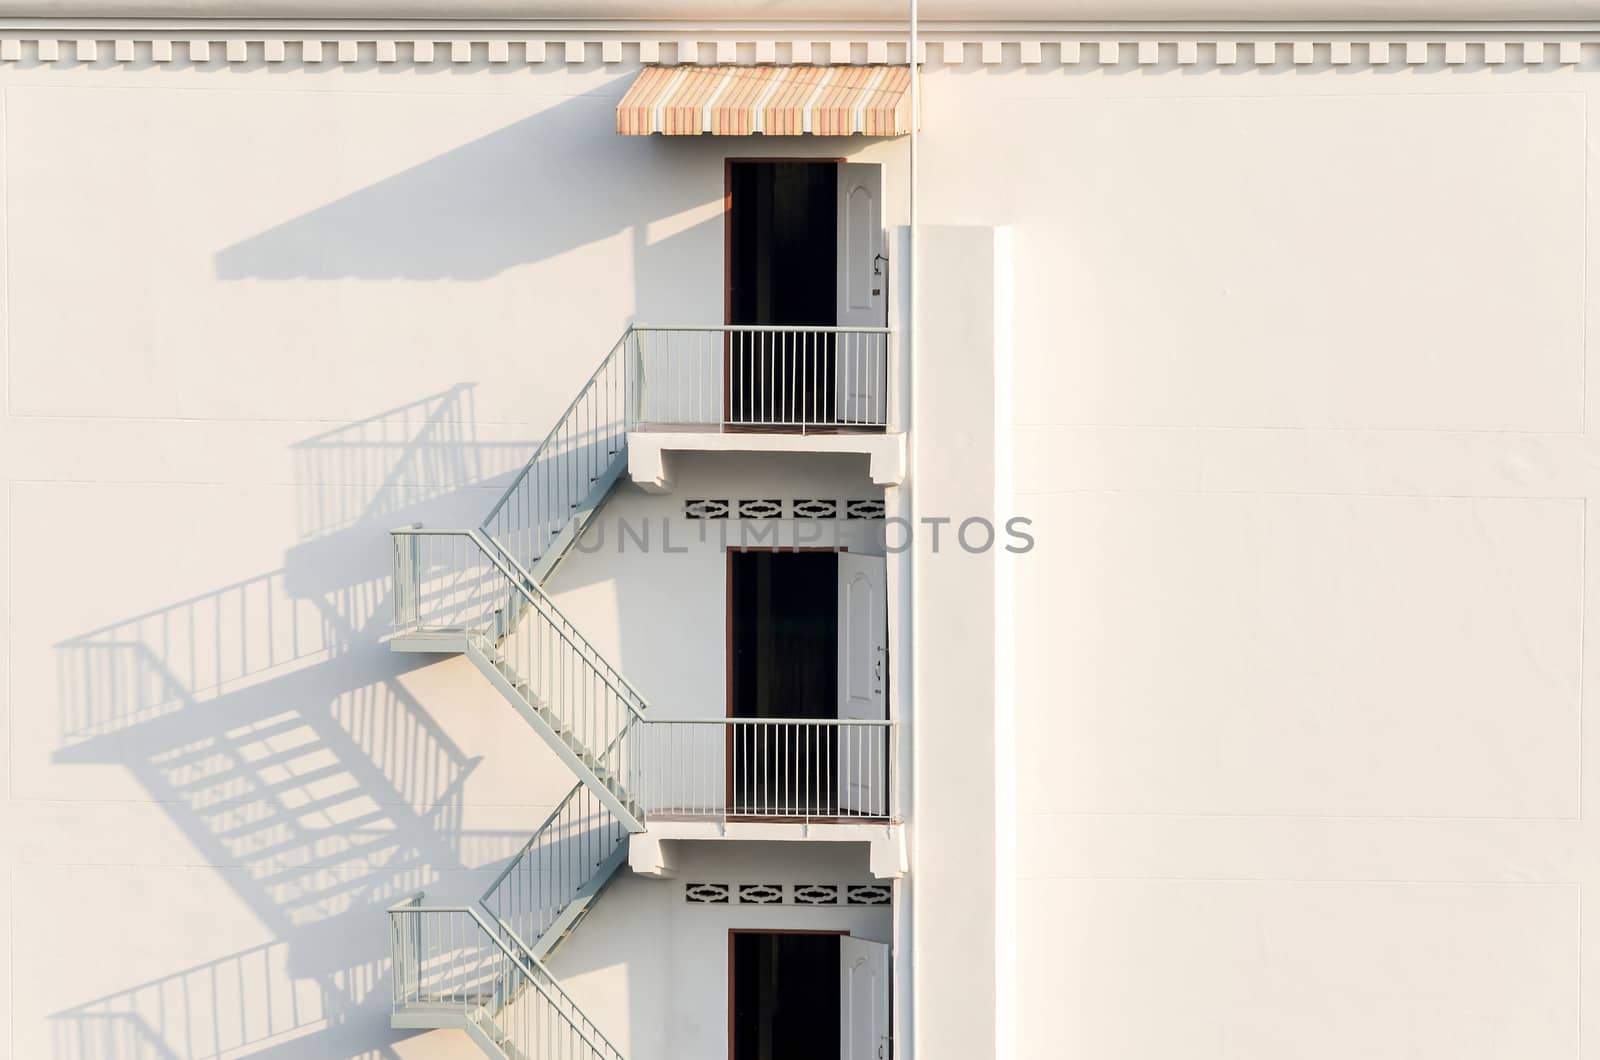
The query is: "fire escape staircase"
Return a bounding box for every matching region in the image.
[387,332,643,1060]
[385,325,898,1060]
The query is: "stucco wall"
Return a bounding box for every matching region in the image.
[6,22,1598,1060]
[0,53,900,1059]
[550,452,886,725]
[552,842,891,1060]
[911,50,1595,1060]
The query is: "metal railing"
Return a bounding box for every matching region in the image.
[388,895,625,1060]
[389,322,900,1058]
[633,719,896,822]
[630,325,891,432]
[392,527,646,786]
[478,323,893,575]
[483,332,632,575]
[482,781,630,952]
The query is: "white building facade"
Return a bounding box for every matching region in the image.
[1,1,1594,1057]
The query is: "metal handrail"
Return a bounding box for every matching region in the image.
[388,897,624,1060]
[479,778,629,951]
[391,321,901,1060]
[650,717,895,726]
[633,718,898,823]
[482,329,631,537]
[392,526,647,721]
[483,909,629,1060]
[474,531,652,710]
[480,782,592,902]
[630,324,891,430]
[630,323,892,333]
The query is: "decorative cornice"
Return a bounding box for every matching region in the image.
[0,25,1599,69]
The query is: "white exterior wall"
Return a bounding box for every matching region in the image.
[553,842,891,1060]
[551,453,886,724]
[6,18,1600,1060]
[0,51,900,1060]
[908,47,1596,1060]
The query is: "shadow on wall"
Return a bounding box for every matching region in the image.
[46,389,539,1060]
[290,385,533,542]
[49,89,727,1056]
[213,83,717,286]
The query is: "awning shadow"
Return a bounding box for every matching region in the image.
[214,84,712,282]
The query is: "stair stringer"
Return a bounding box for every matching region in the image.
[458,630,643,833]
[530,838,630,961]
[488,452,628,643]
[530,452,628,585]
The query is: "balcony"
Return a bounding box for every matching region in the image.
[623,324,905,492]
[632,718,896,823]
[626,716,904,880]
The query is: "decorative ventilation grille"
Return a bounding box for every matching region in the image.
[736,499,784,520]
[792,499,839,520]
[684,881,888,906]
[845,499,885,520]
[846,885,892,906]
[684,499,731,520]
[793,884,841,905]
[685,883,731,904]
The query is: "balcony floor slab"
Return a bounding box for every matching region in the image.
[627,429,906,493]
[629,819,906,879]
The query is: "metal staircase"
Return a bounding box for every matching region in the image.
[388,332,641,1060]
[387,325,898,1059]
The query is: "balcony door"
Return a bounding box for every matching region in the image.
[840,936,891,1060]
[728,549,838,816]
[834,163,886,425]
[725,160,885,430]
[836,553,888,817]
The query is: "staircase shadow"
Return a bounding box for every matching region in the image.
[48,76,728,1056]
[45,388,545,1059]
[290,384,534,544]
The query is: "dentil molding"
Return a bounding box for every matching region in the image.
[0,27,1598,69]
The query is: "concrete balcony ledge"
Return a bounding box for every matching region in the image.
[629,820,906,880]
[627,429,906,493]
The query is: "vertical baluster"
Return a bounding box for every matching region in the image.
[811,723,819,820]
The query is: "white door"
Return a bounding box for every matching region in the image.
[836,163,886,424]
[837,553,888,816]
[840,936,891,1060]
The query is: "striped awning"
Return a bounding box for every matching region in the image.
[616,65,913,137]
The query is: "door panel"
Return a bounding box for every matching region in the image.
[840,936,891,1060]
[838,553,888,815]
[836,162,886,424]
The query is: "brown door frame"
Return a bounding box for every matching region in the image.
[724,546,845,819]
[723,158,847,428]
[728,928,850,1060]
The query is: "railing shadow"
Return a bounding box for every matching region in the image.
[292,384,534,543]
[50,941,378,1060]
[46,392,547,1060]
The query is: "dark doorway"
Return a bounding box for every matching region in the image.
[728,550,839,816]
[731,931,841,1060]
[726,161,839,428]
[729,550,838,720]
[727,162,837,328]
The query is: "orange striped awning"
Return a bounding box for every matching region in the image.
[617,65,914,137]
